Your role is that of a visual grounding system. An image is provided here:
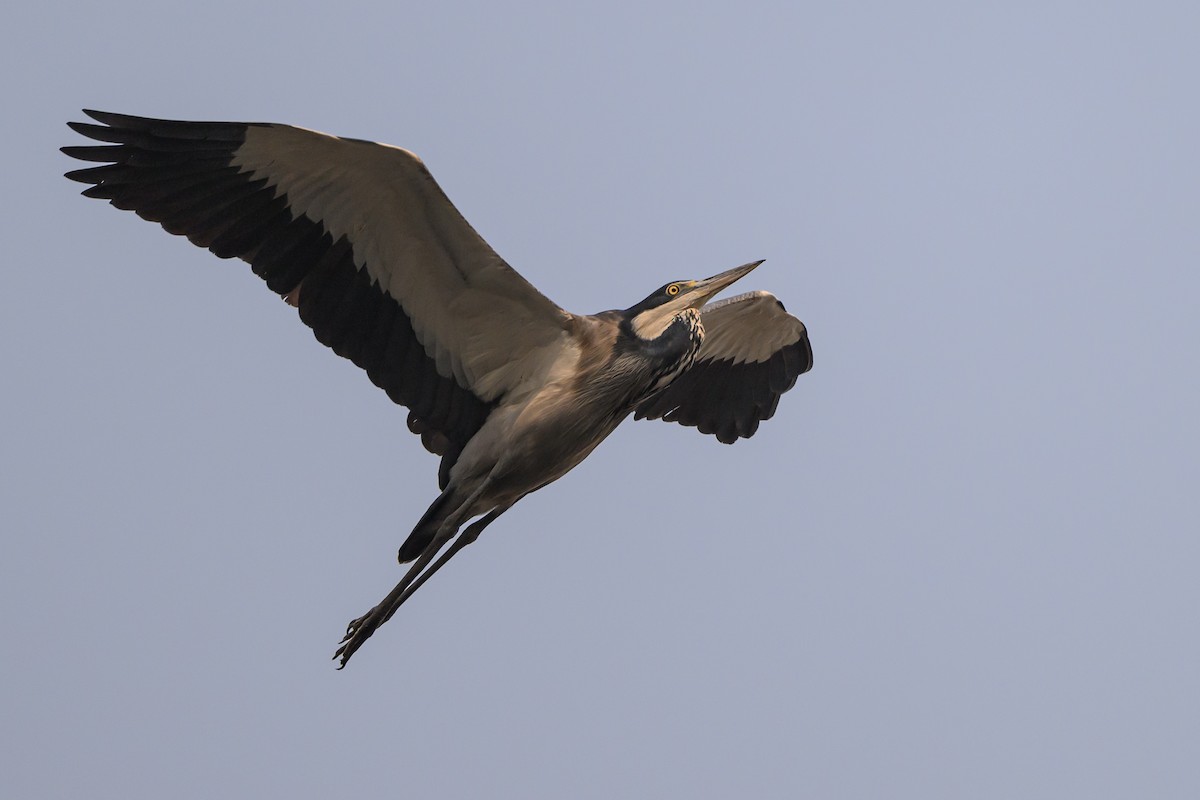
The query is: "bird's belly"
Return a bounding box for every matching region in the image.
[449,387,628,508]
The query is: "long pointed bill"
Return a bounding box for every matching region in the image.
[684,260,763,308]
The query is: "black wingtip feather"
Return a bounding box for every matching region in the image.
[64,164,116,183]
[82,109,156,129]
[61,144,126,162]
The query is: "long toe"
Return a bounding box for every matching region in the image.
[343,613,370,639]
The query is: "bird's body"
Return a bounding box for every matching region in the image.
[63,111,813,666]
[441,308,699,522]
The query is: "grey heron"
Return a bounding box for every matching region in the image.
[63,110,814,667]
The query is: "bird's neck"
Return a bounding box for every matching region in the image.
[637,308,703,360]
[616,309,705,400]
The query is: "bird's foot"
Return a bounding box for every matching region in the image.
[334,606,384,669]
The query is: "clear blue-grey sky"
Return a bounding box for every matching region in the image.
[3,2,1198,797]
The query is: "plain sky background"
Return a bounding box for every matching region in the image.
[3,1,1198,797]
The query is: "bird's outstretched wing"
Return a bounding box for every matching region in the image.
[64,110,573,485]
[634,290,812,443]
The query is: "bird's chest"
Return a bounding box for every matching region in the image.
[648,342,700,392]
[642,311,704,395]
[464,386,627,499]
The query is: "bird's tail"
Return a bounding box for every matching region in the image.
[398,489,455,563]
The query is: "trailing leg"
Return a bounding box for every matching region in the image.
[379,505,510,626]
[335,481,501,668]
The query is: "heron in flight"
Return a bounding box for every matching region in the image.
[63,110,814,667]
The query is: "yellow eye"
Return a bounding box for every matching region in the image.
[666,284,681,296]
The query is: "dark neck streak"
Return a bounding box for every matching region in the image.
[599,309,704,409]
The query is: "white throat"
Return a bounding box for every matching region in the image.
[631,297,695,341]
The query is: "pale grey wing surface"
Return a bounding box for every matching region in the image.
[64,111,573,485]
[634,290,812,444]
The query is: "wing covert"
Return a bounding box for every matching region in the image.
[634,290,812,444]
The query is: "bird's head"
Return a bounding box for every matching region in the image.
[624,260,762,341]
